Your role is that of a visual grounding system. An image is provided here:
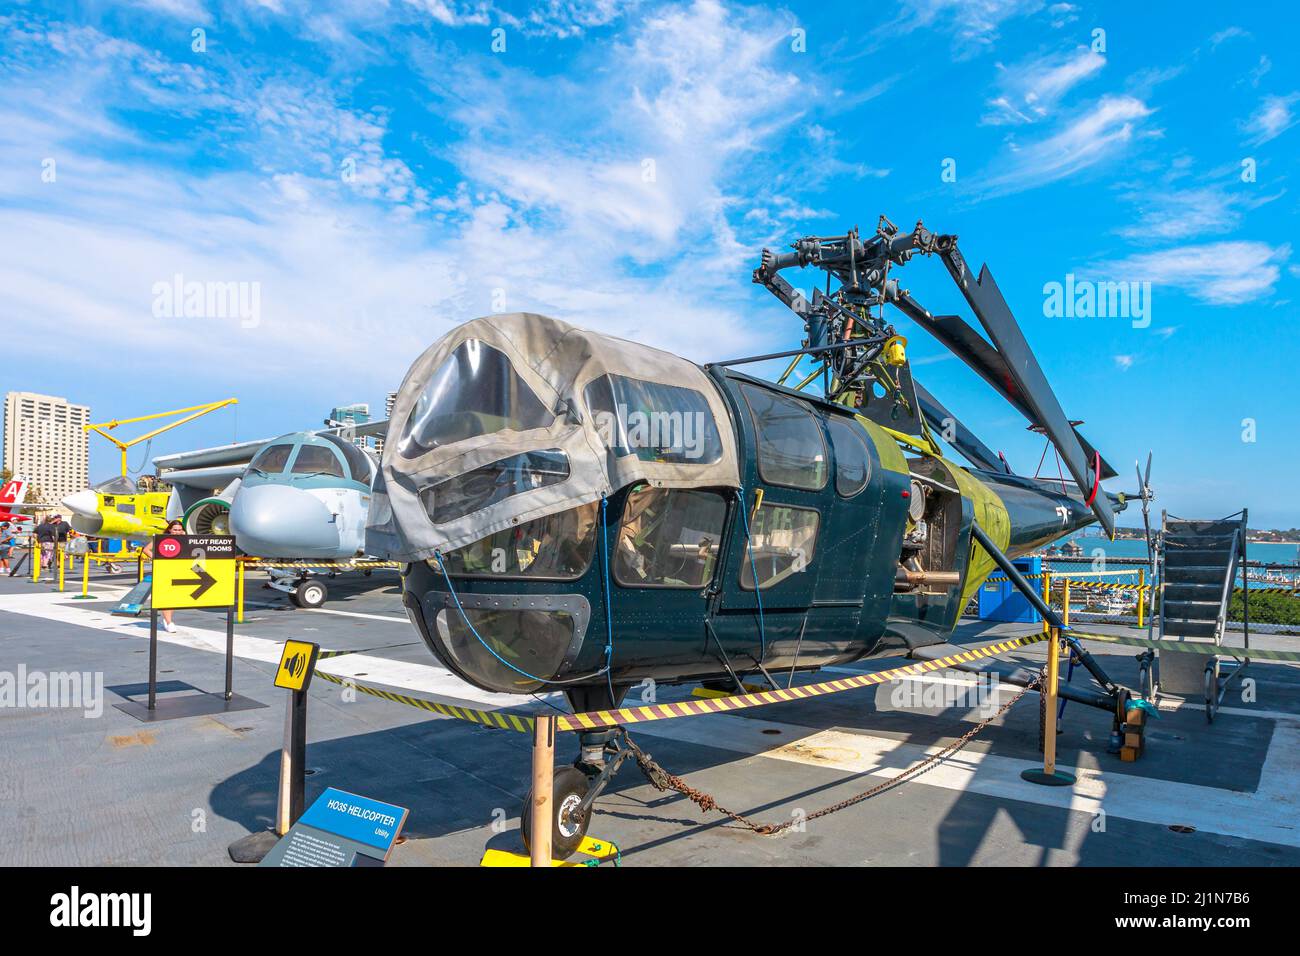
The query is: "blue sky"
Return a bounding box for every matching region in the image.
[3,0,1298,526]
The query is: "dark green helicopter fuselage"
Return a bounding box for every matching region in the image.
[400,365,1112,710]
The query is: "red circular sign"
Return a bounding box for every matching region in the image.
[157,537,182,559]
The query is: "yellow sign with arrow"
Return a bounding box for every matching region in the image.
[151,534,238,610]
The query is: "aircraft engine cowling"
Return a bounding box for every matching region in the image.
[184,497,233,536]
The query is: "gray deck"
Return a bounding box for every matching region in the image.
[1,567,1297,866]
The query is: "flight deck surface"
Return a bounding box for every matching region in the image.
[2,570,1296,867]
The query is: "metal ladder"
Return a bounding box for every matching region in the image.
[1152,509,1250,720]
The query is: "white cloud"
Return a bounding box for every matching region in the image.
[1210,26,1250,49]
[983,47,1105,125]
[1118,184,1283,242]
[1106,241,1291,305]
[1242,93,1300,145]
[1113,354,1135,370]
[979,95,1152,196]
[880,0,1045,56]
[0,0,813,396]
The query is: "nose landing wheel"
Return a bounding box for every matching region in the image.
[290,578,328,608]
[521,766,592,861]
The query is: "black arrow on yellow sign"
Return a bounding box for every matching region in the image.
[173,566,217,600]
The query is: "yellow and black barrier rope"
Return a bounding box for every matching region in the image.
[305,632,1052,735]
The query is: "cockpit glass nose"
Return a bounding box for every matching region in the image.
[398,339,554,459]
[290,443,345,478]
[420,449,570,525]
[434,501,598,579]
[248,442,294,475]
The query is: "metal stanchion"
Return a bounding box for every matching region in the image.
[57,547,65,591]
[530,715,554,867]
[1137,569,1146,629]
[1063,579,1071,627]
[73,553,94,600]
[1041,568,1052,635]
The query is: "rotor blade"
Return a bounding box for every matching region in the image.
[912,379,1009,473]
[1137,461,1153,562]
[1144,450,1152,488]
[903,308,1117,480]
[944,260,1115,536]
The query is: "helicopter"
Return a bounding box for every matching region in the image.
[366,215,1145,857]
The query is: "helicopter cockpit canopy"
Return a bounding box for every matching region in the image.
[367,313,740,562]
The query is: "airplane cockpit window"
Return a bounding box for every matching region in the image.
[248,442,294,475]
[584,375,723,465]
[419,449,569,525]
[826,417,872,498]
[320,433,374,484]
[740,502,820,590]
[290,443,345,478]
[740,385,828,491]
[613,486,726,588]
[437,502,599,580]
[398,339,553,460]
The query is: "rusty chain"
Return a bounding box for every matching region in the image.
[624,670,1046,836]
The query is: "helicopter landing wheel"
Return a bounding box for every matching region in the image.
[290,579,328,609]
[521,766,592,861]
[1137,653,1158,705]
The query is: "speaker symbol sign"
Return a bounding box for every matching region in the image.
[275,640,320,692]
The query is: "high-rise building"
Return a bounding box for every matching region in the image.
[376,391,399,454]
[2,392,90,505]
[327,403,370,448]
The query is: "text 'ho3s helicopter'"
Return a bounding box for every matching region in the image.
[367,215,1148,856]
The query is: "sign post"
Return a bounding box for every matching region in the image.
[114,534,265,723]
[228,639,319,864]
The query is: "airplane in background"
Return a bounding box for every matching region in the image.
[151,420,387,607]
[62,476,172,541]
[0,477,35,524]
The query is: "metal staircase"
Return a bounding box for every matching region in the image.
[1151,510,1250,718]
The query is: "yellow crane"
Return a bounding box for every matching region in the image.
[86,398,238,478]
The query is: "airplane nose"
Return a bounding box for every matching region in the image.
[62,489,99,517]
[229,483,341,558]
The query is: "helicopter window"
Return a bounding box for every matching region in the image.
[740,502,820,590]
[613,487,726,588]
[437,502,599,580]
[399,339,553,459]
[320,433,374,484]
[741,385,828,491]
[248,442,294,475]
[826,417,872,498]
[584,375,723,465]
[290,443,345,478]
[433,606,575,694]
[420,449,570,525]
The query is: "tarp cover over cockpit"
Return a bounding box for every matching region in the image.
[366,312,740,561]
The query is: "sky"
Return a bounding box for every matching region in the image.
[2,0,1298,526]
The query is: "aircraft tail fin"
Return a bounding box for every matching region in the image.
[0,477,28,506]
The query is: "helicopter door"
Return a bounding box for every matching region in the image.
[713,382,828,668]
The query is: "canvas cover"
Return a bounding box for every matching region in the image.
[367,312,740,561]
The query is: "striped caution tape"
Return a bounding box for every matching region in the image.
[1060,579,1145,592]
[311,668,539,731]
[1072,631,1300,662]
[1235,586,1299,595]
[303,633,1053,735]
[242,559,402,570]
[554,633,1051,732]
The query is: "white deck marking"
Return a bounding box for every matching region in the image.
[0,588,560,712]
[304,607,408,623]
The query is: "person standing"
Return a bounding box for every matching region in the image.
[0,522,15,573]
[34,514,70,570]
[142,519,187,632]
